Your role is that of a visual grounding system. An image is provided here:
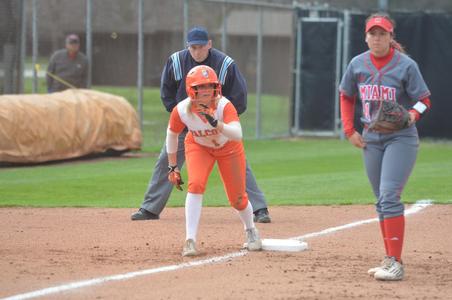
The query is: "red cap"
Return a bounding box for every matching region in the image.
[365,17,393,33]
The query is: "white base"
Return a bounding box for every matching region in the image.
[244,238,308,252]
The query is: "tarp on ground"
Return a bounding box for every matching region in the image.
[0,89,142,163]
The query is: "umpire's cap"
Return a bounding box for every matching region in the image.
[187,26,209,46]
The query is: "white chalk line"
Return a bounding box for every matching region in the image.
[291,199,433,241]
[1,252,248,300]
[1,200,432,300]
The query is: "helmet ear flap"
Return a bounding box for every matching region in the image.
[213,83,222,98]
[187,85,198,99]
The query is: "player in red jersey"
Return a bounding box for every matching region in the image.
[339,13,431,281]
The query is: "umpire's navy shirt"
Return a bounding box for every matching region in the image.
[160,48,247,115]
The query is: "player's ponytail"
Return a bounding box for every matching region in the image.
[390,40,406,54]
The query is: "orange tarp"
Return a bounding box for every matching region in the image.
[0,89,142,163]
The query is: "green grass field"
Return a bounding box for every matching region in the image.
[8,83,451,208]
[23,81,291,150]
[1,139,451,208]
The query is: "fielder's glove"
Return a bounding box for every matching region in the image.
[199,104,218,127]
[368,101,409,133]
[168,165,184,191]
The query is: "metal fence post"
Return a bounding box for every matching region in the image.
[19,0,26,94]
[32,0,38,93]
[255,6,263,139]
[137,0,144,133]
[183,0,189,48]
[340,10,351,140]
[86,0,92,88]
[334,19,343,136]
[293,18,302,133]
[379,0,389,11]
[221,0,228,52]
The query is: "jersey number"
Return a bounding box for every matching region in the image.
[212,139,220,147]
[364,101,371,120]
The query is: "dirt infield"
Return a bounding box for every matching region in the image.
[1,204,451,299]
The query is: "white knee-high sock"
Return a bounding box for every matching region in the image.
[185,193,203,241]
[236,201,254,230]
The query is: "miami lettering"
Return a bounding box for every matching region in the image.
[359,85,396,101]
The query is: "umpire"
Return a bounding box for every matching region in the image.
[131,26,271,223]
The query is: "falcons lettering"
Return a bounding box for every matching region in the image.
[359,85,396,101]
[191,129,220,137]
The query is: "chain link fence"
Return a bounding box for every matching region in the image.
[2,0,451,150]
[0,0,25,94]
[0,0,296,149]
[186,0,294,141]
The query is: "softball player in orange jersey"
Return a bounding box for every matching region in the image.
[165,65,262,256]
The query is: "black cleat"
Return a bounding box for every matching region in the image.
[131,208,160,221]
[253,208,271,223]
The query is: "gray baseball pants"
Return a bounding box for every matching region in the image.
[362,126,419,220]
[140,131,268,215]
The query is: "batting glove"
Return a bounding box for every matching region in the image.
[199,104,218,127]
[168,165,184,191]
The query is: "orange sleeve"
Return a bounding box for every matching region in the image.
[168,107,186,133]
[222,102,240,124]
[340,93,356,138]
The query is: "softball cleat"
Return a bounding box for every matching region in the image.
[374,257,404,281]
[182,239,198,257]
[245,227,262,251]
[368,256,392,276]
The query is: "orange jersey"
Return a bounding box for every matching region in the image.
[169,96,240,149]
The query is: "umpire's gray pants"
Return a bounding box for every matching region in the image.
[140,131,268,215]
[362,125,419,220]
